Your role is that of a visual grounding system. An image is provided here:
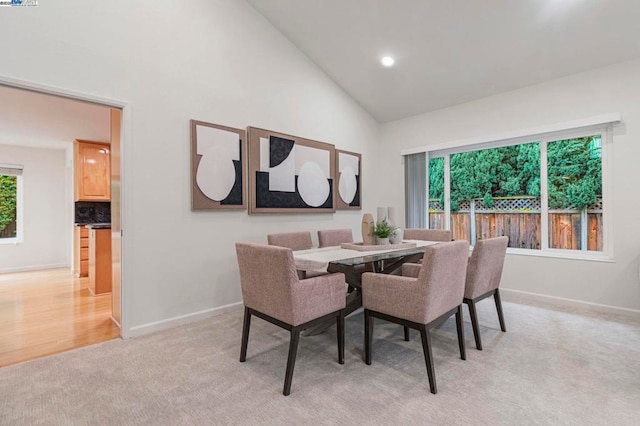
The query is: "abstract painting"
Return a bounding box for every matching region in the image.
[247,127,335,214]
[191,120,246,210]
[335,149,361,210]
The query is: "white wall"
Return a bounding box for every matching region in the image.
[0,0,379,334]
[0,145,69,272]
[379,59,640,312]
[0,85,111,150]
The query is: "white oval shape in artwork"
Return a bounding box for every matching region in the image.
[338,166,357,204]
[196,146,237,201]
[297,161,330,207]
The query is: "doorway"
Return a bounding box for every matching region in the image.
[0,79,126,366]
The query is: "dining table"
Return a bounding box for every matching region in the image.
[293,240,438,317]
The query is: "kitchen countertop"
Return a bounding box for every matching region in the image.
[84,223,112,229]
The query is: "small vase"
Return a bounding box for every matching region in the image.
[376,237,389,246]
[389,228,403,245]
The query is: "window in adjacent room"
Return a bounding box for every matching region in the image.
[0,164,23,243]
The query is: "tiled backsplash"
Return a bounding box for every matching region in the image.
[75,202,111,224]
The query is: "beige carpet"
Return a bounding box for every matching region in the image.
[1,295,639,425]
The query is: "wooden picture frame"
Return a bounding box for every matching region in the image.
[335,149,362,210]
[247,127,336,214]
[191,120,246,210]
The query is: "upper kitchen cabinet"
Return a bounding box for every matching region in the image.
[74,140,110,201]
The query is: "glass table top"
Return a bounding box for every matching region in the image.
[329,247,425,266]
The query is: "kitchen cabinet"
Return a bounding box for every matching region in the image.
[73,225,89,277]
[87,226,112,295]
[75,140,110,201]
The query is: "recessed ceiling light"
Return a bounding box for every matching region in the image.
[381,56,395,67]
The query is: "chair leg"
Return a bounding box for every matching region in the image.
[494,289,507,332]
[364,309,373,365]
[239,307,251,362]
[337,311,345,364]
[283,329,301,396]
[404,326,410,341]
[419,325,437,394]
[467,300,483,351]
[455,305,466,360]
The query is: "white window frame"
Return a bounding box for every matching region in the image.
[405,114,619,262]
[0,169,24,245]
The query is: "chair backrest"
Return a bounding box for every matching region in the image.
[417,240,470,323]
[267,232,313,251]
[464,236,509,300]
[235,242,299,324]
[404,228,452,242]
[317,229,354,248]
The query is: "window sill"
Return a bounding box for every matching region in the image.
[505,247,614,263]
[0,238,23,245]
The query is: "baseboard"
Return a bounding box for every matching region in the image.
[500,288,640,319]
[0,263,69,274]
[125,302,244,338]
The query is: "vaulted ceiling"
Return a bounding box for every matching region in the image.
[248,0,640,122]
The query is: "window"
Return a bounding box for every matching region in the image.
[428,157,445,230]
[0,164,23,244]
[405,121,612,260]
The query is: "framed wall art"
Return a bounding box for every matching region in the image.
[247,127,336,214]
[190,120,246,210]
[335,149,362,210]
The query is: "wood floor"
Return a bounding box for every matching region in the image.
[0,268,120,367]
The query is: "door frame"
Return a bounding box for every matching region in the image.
[0,74,131,338]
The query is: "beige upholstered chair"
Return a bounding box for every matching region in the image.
[235,242,346,396]
[463,236,508,350]
[362,240,470,394]
[404,228,452,242]
[317,228,354,248]
[267,231,324,279]
[403,229,453,270]
[267,231,313,251]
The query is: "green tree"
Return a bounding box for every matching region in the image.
[426,138,600,211]
[447,143,539,210]
[0,175,17,233]
[547,136,601,209]
[428,157,444,201]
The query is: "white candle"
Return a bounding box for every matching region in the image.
[377,207,387,223]
[387,207,396,226]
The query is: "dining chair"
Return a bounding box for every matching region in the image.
[402,229,453,276]
[404,228,452,242]
[267,231,323,279]
[463,236,509,350]
[267,231,313,251]
[362,240,470,394]
[317,228,354,248]
[235,242,346,396]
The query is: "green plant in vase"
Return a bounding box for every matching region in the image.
[373,219,396,245]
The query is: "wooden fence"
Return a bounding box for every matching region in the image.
[0,220,17,239]
[429,197,603,251]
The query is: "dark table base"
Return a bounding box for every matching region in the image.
[305,252,423,335]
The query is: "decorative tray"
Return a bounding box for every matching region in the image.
[340,242,417,251]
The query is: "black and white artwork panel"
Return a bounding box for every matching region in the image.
[191,120,246,210]
[248,127,336,214]
[335,149,362,210]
